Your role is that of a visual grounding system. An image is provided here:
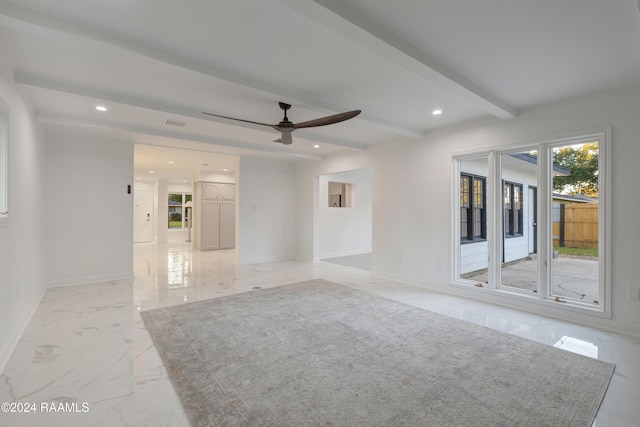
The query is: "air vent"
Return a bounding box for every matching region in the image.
[164,119,189,128]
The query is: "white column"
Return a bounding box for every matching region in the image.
[156,179,168,243]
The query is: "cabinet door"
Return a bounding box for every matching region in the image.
[202,200,220,249]
[220,184,235,200]
[220,201,235,249]
[203,183,220,200]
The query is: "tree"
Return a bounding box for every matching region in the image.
[168,193,183,203]
[552,142,599,197]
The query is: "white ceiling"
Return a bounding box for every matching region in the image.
[1,0,639,181]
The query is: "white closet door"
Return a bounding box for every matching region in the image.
[202,200,220,249]
[220,201,235,249]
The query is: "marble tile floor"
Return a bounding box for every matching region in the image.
[1,240,638,426]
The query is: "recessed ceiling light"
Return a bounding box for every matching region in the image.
[432,109,443,116]
[313,144,320,148]
[168,161,174,164]
[149,170,154,174]
[95,105,108,112]
[223,168,228,172]
[136,177,140,180]
[183,180,188,183]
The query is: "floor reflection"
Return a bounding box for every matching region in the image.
[554,335,599,359]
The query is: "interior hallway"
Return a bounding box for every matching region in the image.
[0,239,638,426]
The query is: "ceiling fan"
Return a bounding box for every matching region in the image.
[203,102,361,145]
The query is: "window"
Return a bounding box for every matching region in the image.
[453,130,610,315]
[550,141,601,305]
[503,182,523,237]
[168,193,192,229]
[460,174,486,242]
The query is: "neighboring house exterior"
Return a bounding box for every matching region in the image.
[460,154,571,276]
[553,193,597,204]
[168,199,182,220]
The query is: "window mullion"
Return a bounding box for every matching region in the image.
[487,152,501,290]
[537,145,552,300]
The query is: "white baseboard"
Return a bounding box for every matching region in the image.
[0,284,47,374]
[318,249,372,259]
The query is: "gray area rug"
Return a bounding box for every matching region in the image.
[141,279,614,427]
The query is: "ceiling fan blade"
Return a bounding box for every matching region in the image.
[203,112,274,128]
[293,110,361,129]
[280,131,293,145]
[205,104,361,146]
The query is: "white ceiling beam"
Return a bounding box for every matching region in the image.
[0,2,423,138]
[276,0,517,119]
[15,71,368,151]
[34,111,326,160]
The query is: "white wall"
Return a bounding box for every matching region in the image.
[0,53,46,370]
[296,153,372,262]
[296,81,640,336]
[318,169,372,258]
[155,179,168,243]
[193,169,236,184]
[44,133,134,286]
[238,156,296,263]
[167,182,193,193]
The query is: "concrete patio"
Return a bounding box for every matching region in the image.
[465,255,600,304]
[324,253,600,305]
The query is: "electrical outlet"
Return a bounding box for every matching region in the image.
[630,287,640,301]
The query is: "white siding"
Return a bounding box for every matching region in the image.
[504,236,529,263]
[460,241,488,275]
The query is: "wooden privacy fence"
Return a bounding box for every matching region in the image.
[553,202,598,249]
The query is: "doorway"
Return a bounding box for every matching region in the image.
[133,144,239,247]
[316,168,373,268]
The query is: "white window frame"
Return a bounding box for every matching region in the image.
[451,129,611,318]
[0,106,8,227]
